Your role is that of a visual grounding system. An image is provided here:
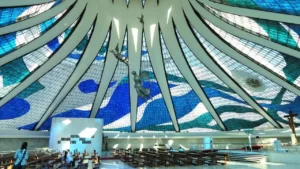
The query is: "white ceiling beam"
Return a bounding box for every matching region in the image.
[89,0,127,119]
[143,0,180,132]
[0,0,87,67]
[0,0,54,7]
[197,0,300,25]
[0,0,94,108]
[0,0,76,35]
[35,4,110,130]
[159,10,226,130]
[184,1,300,96]
[127,0,143,132]
[88,46,119,119]
[189,0,300,60]
[174,6,281,129]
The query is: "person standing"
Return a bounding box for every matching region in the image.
[178,146,184,152]
[14,142,28,169]
[105,142,108,151]
[67,150,75,166]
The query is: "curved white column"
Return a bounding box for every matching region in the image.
[143,0,180,132]
[183,1,300,96]
[0,0,76,35]
[127,0,143,132]
[189,0,300,60]
[89,0,127,119]
[173,8,282,128]
[0,0,87,67]
[197,0,300,25]
[0,1,95,108]
[0,0,54,7]
[160,17,227,130]
[34,2,109,130]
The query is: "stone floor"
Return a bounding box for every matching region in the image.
[100,160,300,169]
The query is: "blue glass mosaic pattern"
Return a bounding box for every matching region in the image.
[0,0,62,27]
[1,0,300,132]
[204,6,300,50]
[40,32,110,131]
[176,29,273,130]
[201,21,300,127]
[217,0,300,16]
[135,33,175,132]
[0,25,92,130]
[96,32,131,132]
[160,33,221,132]
[0,11,65,57]
[0,20,77,100]
[37,27,94,131]
[202,20,300,90]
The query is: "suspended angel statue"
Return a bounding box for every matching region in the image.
[137,14,144,25]
[132,71,152,102]
[109,43,129,66]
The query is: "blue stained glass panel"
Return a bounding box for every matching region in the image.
[202,20,300,88]
[160,33,221,132]
[135,33,175,132]
[204,6,300,50]
[0,11,65,57]
[36,27,95,131]
[45,32,110,131]
[176,29,273,130]
[0,7,28,27]
[0,0,62,27]
[96,32,130,132]
[201,21,300,127]
[220,0,300,16]
[0,20,77,99]
[0,25,91,130]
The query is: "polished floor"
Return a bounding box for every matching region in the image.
[100,160,300,169]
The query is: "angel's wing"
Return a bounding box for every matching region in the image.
[115,43,119,52]
[139,71,150,82]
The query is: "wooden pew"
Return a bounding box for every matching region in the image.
[187,152,205,165]
[173,153,190,166]
[0,162,13,169]
[120,150,132,162]
[211,152,229,165]
[129,152,145,168]
[159,152,175,167]
[144,152,159,167]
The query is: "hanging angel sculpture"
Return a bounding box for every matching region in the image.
[109,43,129,66]
[132,71,152,102]
[137,14,144,25]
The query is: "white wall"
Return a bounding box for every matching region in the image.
[103,138,256,151]
[49,118,103,154]
[0,137,295,152]
[268,152,300,164]
[0,138,48,151]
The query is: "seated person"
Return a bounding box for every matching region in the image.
[169,147,176,152]
[78,152,83,158]
[83,150,89,156]
[61,151,66,162]
[178,146,184,152]
[62,150,75,166]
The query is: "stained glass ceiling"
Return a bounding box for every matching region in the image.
[0,0,300,132]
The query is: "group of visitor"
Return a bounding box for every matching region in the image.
[62,150,75,166]
[13,142,76,169]
[169,146,184,152]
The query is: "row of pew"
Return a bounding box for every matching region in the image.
[115,148,229,168]
[0,152,60,169]
[0,152,100,169]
